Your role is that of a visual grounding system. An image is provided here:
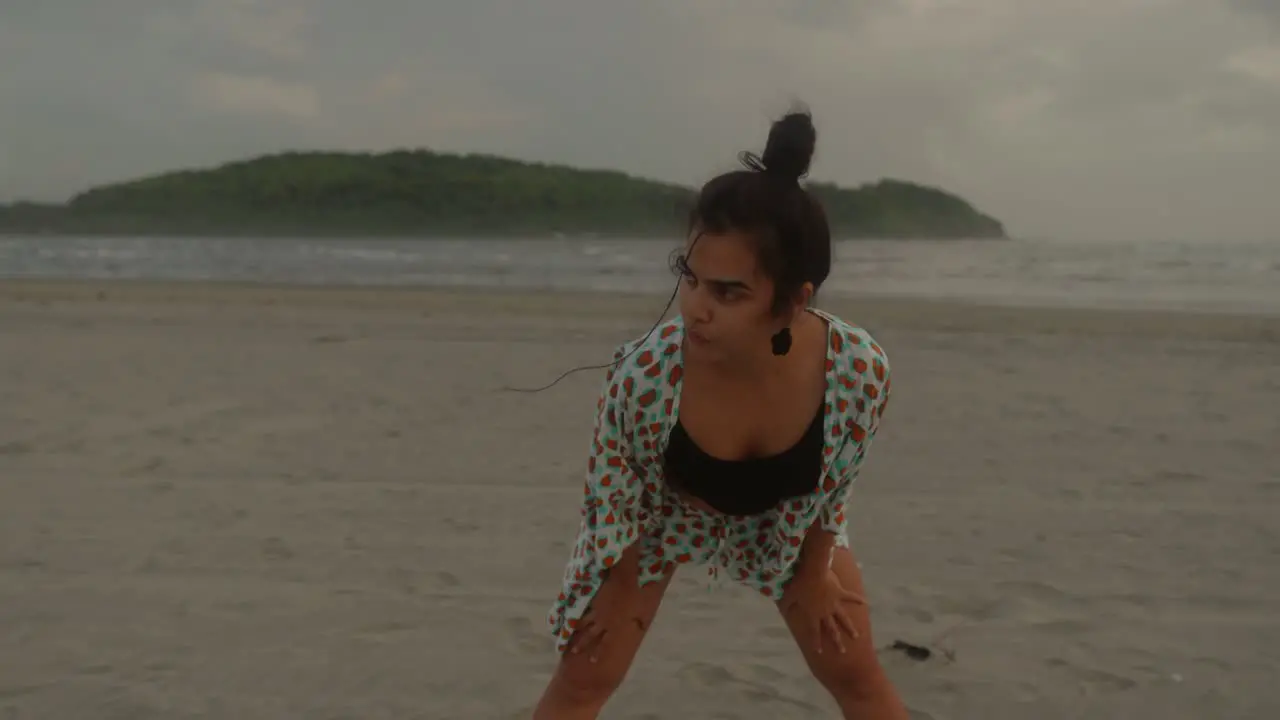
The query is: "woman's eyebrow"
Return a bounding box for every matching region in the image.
[706,277,752,291]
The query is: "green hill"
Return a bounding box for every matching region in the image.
[0,150,1005,239]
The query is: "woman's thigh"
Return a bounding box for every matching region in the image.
[776,547,885,685]
[553,560,678,692]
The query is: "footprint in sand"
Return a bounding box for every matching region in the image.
[743,663,786,683]
[0,683,45,700]
[126,399,247,441]
[503,616,548,654]
[130,456,167,477]
[759,626,792,641]
[994,579,1077,607]
[681,661,820,711]
[443,518,481,534]
[261,537,294,561]
[680,661,736,687]
[1043,657,1139,694]
[895,606,934,624]
[0,441,31,455]
[355,620,418,642]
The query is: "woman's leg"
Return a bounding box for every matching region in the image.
[776,547,908,719]
[534,549,676,720]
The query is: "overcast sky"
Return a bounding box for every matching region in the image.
[1,0,1278,241]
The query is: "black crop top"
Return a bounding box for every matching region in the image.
[662,408,826,516]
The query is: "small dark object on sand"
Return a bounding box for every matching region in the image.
[890,640,932,661]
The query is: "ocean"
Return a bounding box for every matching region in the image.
[1,235,1277,315]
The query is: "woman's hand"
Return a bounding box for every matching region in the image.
[570,583,640,662]
[568,552,648,662]
[780,567,866,655]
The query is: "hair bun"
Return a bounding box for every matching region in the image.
[759,108,816,182]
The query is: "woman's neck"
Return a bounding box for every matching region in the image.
[683,311,821,382]
[685,334,802,387]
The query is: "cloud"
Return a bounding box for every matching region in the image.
[1234,0,1280,25]
[1224,44,1280,85]
[0,0,1277,240]
[190,72,319,120]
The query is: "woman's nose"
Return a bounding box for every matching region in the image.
[684,291,713,323]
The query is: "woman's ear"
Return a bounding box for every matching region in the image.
[783,294,809,328]
[795,282,815,314]
[776,283,815,327]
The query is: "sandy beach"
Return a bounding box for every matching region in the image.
[2,279,1278,719]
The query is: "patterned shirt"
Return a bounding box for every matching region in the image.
[548,308,892,650]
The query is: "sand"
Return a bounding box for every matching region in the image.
[2,279,1278,719]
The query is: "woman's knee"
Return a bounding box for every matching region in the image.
[546,652,630,706]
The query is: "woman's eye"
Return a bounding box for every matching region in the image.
[675,260,697,286]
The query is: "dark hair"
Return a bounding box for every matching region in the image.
[504,107,830,394]
[682,107,832,314]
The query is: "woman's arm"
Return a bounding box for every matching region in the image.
[579,344,653,578]
[795,523,839,577]
[804,349,892,573]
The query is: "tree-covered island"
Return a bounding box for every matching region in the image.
[0,150,1005,239]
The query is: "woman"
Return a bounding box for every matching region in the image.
[533,109,908,719]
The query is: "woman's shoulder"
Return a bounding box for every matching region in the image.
[602,316,685,406]
[813,309,888,366]
[613,315,684,359]
[812,309,890,411]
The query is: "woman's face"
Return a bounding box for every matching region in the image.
[676,230,806,363]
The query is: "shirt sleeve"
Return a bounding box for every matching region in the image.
[819,352,892,536]
[579,348,647,571]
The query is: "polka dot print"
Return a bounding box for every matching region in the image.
[547,309,891,652]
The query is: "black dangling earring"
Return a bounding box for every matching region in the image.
[770,327,792,356]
